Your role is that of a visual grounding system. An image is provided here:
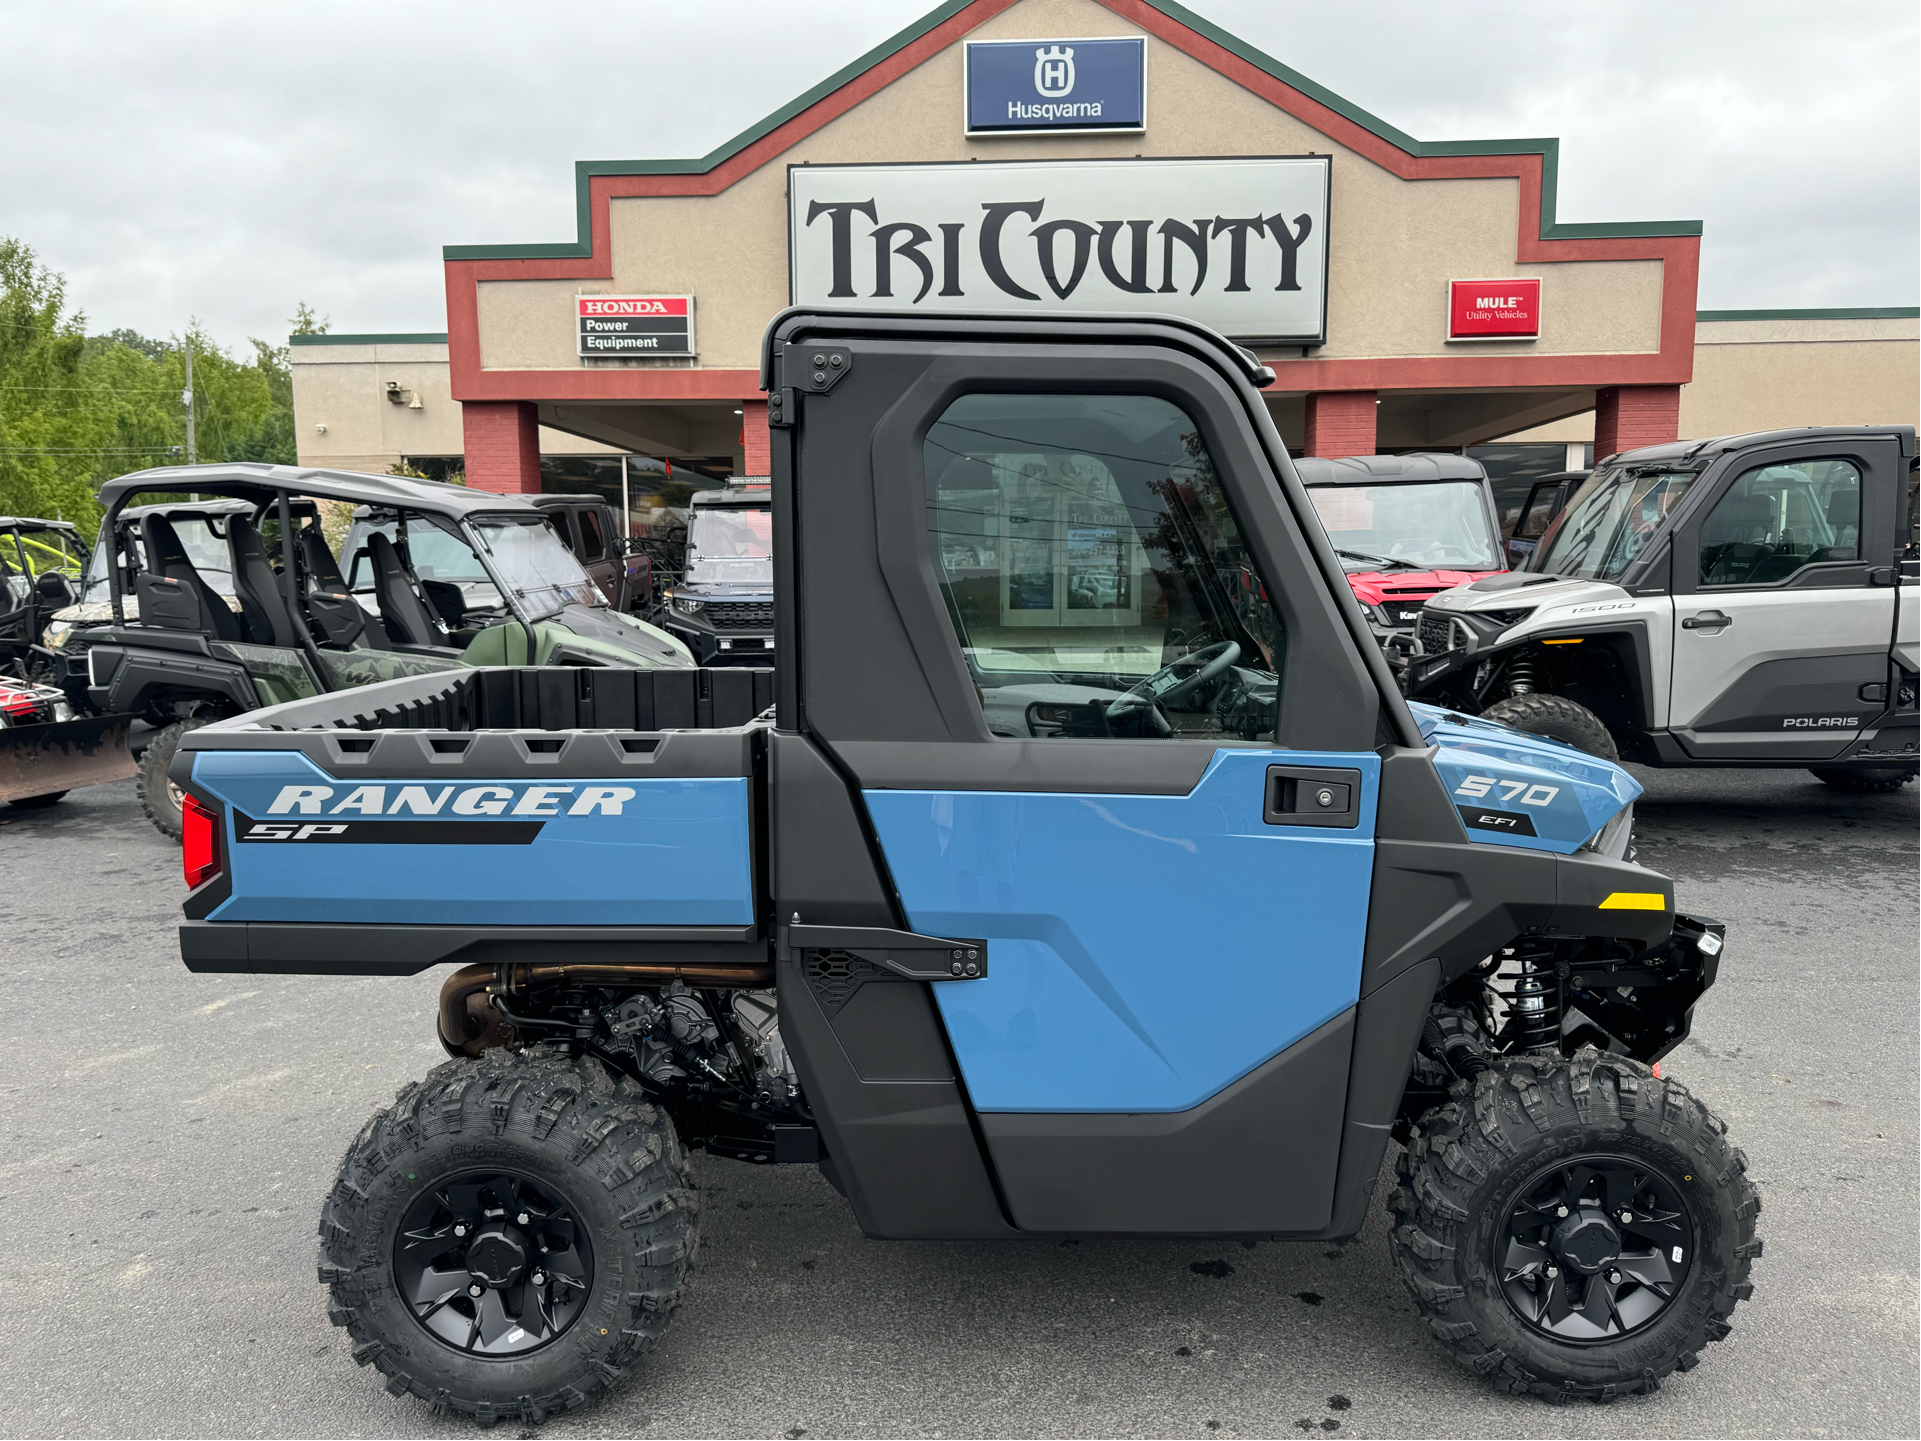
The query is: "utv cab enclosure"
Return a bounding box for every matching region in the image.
[1407,427,1918,791]
[1298,453,1506,668]
[174,313,1756,1421]
[651,479,775,666]
[529,493,649,613]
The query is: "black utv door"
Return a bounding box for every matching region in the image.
[764,313,1443,1238]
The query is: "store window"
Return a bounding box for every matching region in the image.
[925,393,1283,742]
[1700,458,1862,586]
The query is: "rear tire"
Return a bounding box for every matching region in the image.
[1809,766,1916,794]
[319,1046,697,1425]
[1390,1053,1760,1402]
[137,718,207,840]
[6,790,67,809]
[1480,693,1620,762]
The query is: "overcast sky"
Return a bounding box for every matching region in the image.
[4,0,1914,351]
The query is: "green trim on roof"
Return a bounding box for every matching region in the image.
[1696,307,1919,321]
[442,0,1701,263]
[289,332,449,346]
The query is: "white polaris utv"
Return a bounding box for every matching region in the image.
[1405,426,1918,793]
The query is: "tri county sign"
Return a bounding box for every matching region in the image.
[788,157,1331,344]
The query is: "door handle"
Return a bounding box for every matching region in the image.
[1264,765,1361,829]
[1681,610,1732,632]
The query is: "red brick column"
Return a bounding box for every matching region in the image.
[1303,391,1378,458]
[739,398,771,477]
[1593,385,1681,460]
[462,400,542,494]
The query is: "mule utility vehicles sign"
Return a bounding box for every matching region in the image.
[174,310,1756,1424]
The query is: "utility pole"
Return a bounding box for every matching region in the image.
[182,337,197,466]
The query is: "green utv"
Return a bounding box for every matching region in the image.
[65,465,692,837]
[174,313,1757,1421]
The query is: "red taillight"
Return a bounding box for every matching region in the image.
[181,794,222,888]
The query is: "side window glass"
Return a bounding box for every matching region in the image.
[577,507,607,560]
[926,394,1284,742]
[1700,458,1861,586]
[1516,488,1553,539]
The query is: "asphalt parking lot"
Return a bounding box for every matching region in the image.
[1,767,1914,1439]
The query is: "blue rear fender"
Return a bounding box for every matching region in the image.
[1408,700,1641,854]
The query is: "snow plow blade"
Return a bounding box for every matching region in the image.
[0,713,136,803]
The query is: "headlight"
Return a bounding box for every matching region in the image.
[43,620,73,650]
[671,594,704,616]
[1366,603,1392,626]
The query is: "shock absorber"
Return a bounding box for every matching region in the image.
[1505,649,1540,697]
[1494,943,1564,1052]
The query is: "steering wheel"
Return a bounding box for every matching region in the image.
[1106,641,1241,733]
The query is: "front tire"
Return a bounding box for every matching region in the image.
[1809,766,1916,794]
[1390,1053,1760,1401]
[137,718,207,840]
[319,1047,698,1425]
[1480,693,1619,761]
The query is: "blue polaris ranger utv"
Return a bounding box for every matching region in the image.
[172,313,1757,1423]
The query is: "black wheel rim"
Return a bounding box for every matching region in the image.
[1496,1153,1694,1343]
[393,1169,595,1358]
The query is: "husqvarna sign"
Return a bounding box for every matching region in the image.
[965,36,1146,134]
[789,157,1331,344]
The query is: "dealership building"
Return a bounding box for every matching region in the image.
[290,0,1919,524]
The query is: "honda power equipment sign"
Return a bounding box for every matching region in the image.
[964,36,1145,134]
[789,157,1331,344]
[1448,278,1541,340]
[577,295,696,357]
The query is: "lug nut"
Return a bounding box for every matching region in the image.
[1618,1210,1633,1225]
[517,1212,530,1225]
[453,1223,468,1237]
[1555,1205,1569,1218]
[1544,1264,1559,1278]
[531,1270,547,1286]
[469,1283,484,1297]
[1607,1269,1622,1284]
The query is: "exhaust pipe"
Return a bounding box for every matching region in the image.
[437,959,776,1057]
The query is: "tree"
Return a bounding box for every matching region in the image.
[0,236,321,530]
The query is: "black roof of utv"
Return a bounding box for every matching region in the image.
[1292,454,1489,486]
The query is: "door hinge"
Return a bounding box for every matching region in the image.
[767,386,797,429]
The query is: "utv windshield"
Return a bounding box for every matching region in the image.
[1531,466,1699,581]
[1305,481,1500,571]
[684,507,772,586]
[469,515,602,614]
[343,514,501,609]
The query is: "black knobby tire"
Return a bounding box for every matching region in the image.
[318,1046,698,1425]
[1389,1052,1760,1402]
[1809,766,1916,795]
[137,718,207,840]
[6,789,68,809]
[1480,693,1619,762]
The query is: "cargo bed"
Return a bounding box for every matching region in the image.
[176,666,773,973]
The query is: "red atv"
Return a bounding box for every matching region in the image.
[1298,453,1506,667]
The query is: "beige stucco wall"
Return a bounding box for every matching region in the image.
[291,341,619,471]
[474,0,1665,375]
[1503,315,1920,443]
